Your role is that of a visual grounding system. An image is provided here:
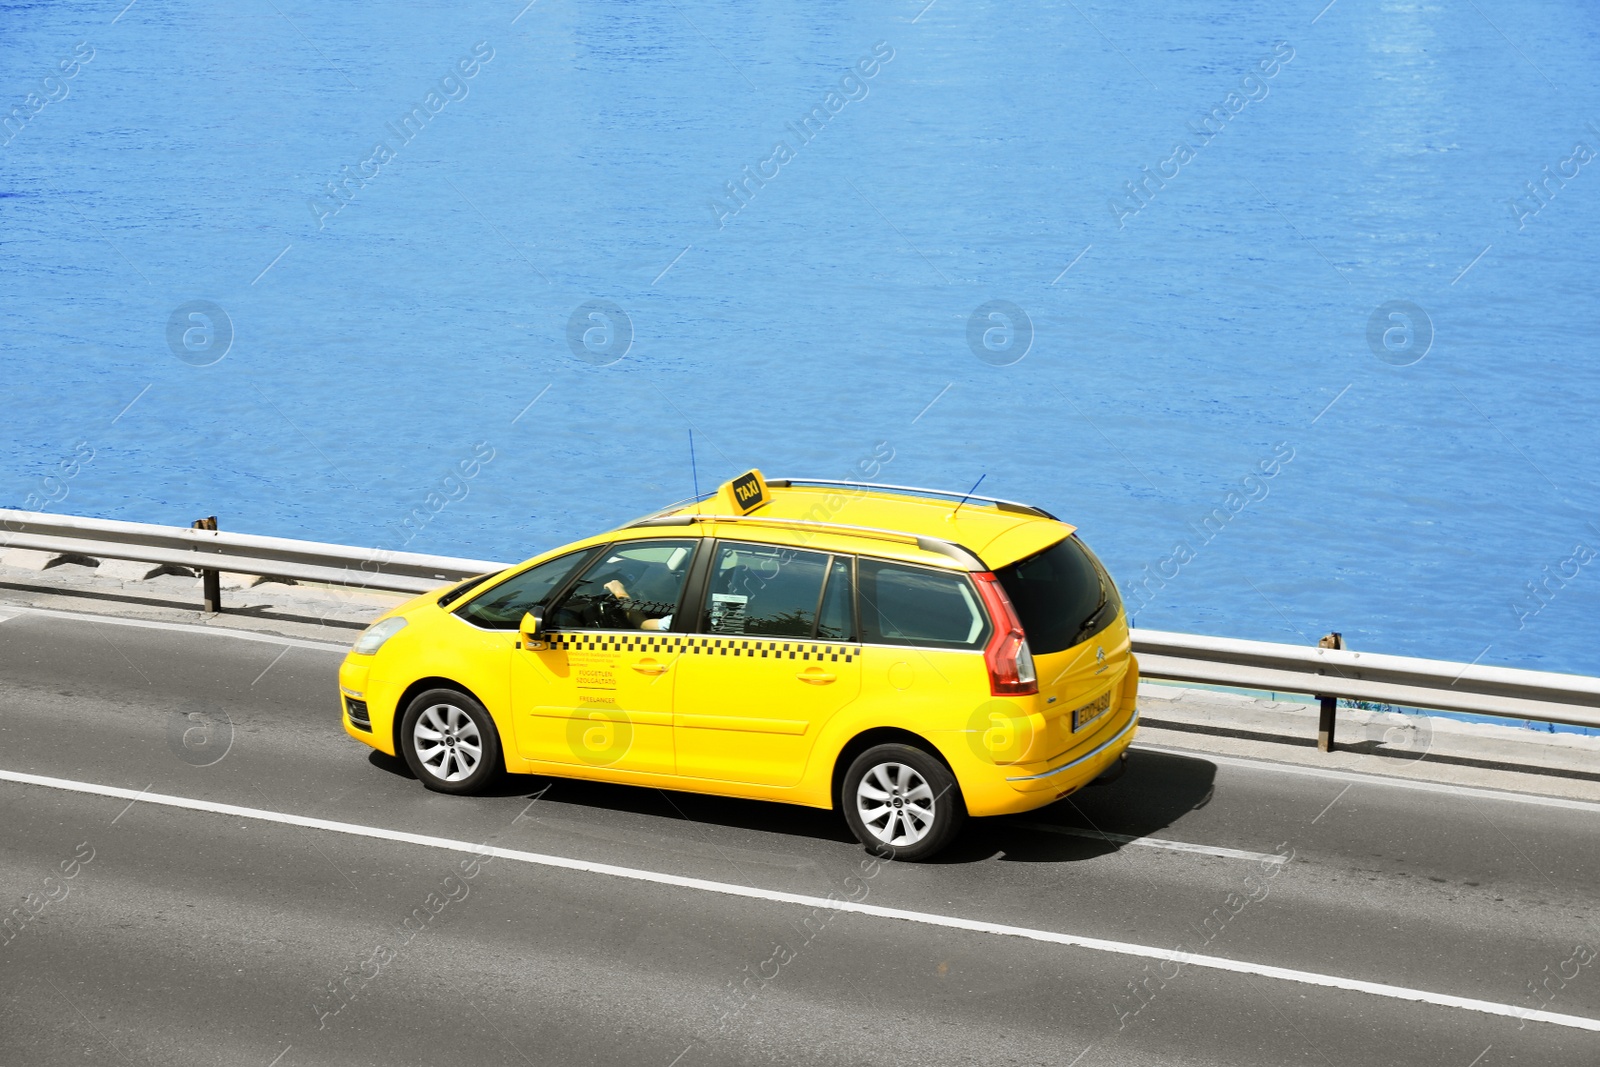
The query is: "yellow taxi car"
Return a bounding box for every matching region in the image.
[339,470,1138,860]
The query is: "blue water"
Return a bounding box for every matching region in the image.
[4,2,1600,676]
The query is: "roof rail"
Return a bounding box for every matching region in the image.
[764,478,1057,520]
[621,491,718,528]
[627,512,986,569]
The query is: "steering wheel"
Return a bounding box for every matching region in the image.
[595,588,631,628]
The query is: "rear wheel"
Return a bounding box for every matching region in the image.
[841,744,965,861]
[399,688,503,795]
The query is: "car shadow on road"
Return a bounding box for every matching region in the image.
[365,749,858,842]
[950,748,1219,864]
[366,747,1217,861]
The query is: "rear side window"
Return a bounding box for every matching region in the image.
[454,549,594,630]
[701,542,830,638]
[994,535,1122,655]
[858,559,990,650]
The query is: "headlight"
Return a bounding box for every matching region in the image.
[353,616,408,655]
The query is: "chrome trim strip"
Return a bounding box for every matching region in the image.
[859,642,983,655]
[1005,707,1140,782]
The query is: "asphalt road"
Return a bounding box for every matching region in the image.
[2,606,1597,1066]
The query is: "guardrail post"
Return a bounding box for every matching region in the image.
[193,516,221,613]
[1316,632,1343,751]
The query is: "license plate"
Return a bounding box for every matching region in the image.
[1071,691,1113,733]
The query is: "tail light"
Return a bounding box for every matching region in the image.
[973,572,1038,696]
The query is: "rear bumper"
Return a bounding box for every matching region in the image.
[1005,706,1138,784]
[953,706,1139,817]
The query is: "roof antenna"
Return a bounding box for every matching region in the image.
[951,473,986,518]
[689,429,702,514]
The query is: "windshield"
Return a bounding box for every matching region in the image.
[453,549,596,629]
[993,535,1121,655]
[436,569,504,608]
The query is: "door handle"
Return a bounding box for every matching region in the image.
[797,670,836,684]
[632,661,670,675]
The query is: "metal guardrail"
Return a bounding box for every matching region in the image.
[4,508,1598,743]
[1133,628,1600,734]
[0,509,501,598]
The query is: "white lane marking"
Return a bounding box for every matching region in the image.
[110,783,152,825]
[0,604,350,653]
[1006,821,1286,865]
[2,768,1595,1034]
[0,609,20,623]
[1136,743,1600,816]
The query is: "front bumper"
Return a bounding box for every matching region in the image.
[343,694,372,731]
[339,656,390,751]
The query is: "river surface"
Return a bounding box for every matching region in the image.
[3,1,1599,676]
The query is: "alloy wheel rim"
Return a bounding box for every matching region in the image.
[413,703,482,782]
[856,762,936,846]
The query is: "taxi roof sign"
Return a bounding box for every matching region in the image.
[723,469,770,515]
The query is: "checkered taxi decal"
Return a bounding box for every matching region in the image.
[547,632,856,663]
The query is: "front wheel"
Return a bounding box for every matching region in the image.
[841,744,966,861]
[399,688,503,795]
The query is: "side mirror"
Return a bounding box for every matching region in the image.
[519,608,547,650]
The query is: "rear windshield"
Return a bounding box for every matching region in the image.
[994,535,1121,655]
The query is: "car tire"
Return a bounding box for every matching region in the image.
[841,743,966,861]
[399,688,503,795]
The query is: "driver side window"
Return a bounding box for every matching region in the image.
[547,539,697,632]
